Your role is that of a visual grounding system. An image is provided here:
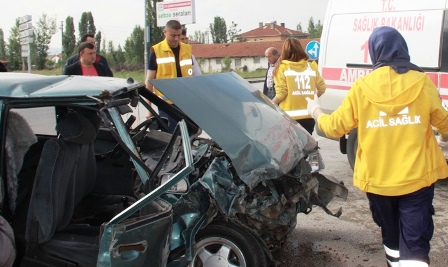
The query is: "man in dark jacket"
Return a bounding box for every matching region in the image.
[64,42,112,77]
[65,33,113,77]
[263,47,280,99]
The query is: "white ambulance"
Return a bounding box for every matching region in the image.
[318,0,448,168]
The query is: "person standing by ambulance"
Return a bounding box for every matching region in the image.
[272,38,326,134]
[307,26,448,267]
[145,20,193,132]
[263,47,280,100]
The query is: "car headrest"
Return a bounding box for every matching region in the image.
[56,111,100,144]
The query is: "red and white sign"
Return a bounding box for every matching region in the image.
[156,0,196,27]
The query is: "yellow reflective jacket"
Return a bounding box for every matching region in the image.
[318,67,448,196]
[274,59,326,120]
[152,39,193,103]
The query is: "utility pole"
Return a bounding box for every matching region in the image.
[60,21,64,64]
[144,0,149,77]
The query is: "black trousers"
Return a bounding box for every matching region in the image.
[296,118,315,135]
[366,185,435,266]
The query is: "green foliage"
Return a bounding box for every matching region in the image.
[192,30,208,43]
[227,21,241,43]
[146,0,164,46]
[235,69,265,79]
[2,10,324,71]
[33,14,57,70]
[296,23,303,32]
[210,16,227,44]
[46,58,55,69]
[0,29,6,59]
[7,19,21,70]
[62,16,76,59]
[124,25,145,67]
[78,12,96,40]
[307,17,323,38]
[95,31,102,53]
[115,45,125,64]
[222,56,232,71]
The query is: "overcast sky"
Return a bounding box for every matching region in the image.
[1,0,329,51]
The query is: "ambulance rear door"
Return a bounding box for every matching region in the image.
[319,0,448,112]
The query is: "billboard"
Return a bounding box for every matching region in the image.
[156,0,196,27]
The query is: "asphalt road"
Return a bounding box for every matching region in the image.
[248,82,448,267]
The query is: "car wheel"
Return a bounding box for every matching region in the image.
[189,221,269,267]
[347,128,358,170]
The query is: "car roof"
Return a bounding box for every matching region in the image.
[0,73,144,99]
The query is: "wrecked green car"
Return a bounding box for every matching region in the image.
[0,72,347,267]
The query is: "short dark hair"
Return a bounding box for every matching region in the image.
[80,33,95,42]
[166,20,182,30]
[182,28,187,36]
[78,42,95,53]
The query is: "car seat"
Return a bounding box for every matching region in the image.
[22,110,101,266]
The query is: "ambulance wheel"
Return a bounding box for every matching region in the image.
[347,128,358,170]
[189,221,269,267]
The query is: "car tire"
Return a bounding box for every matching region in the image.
[347,128,358,170]
[189,221,269,267]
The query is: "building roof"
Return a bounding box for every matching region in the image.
[192,39,319,59]
[239,21,308,39]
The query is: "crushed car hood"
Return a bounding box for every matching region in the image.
[150,72,317,189]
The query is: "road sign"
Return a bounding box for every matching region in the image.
[20,37,33,45]
[19,22,32,32]
[21,44,30,57]
[19,15,32,25]
[306,41,320,61]
[19,29,34,39]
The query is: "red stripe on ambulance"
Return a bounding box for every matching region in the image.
[322,67,372,83]
[323,68,448,100]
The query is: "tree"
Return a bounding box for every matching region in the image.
[115,44,125,67]
[307,17,316,36]
[95,31,102,53]
[222,56,232,71]
[296,23,303,32]
[62,16,76,59]
[191,30,207,44]
[7,19,21,70]
[210,16,227,44]
[314,20,323,38]
[307,17,323,38]
[33,13,57,70]
[146,0,164,46]
[124,25,145,67]
[227,21,241,43]
[0,29,6,60]
[105,40,114,65]
[78,12,96,40]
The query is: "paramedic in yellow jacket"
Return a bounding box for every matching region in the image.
[145,20,193,132]
[272,38,326,135]
[307,26,448,267]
